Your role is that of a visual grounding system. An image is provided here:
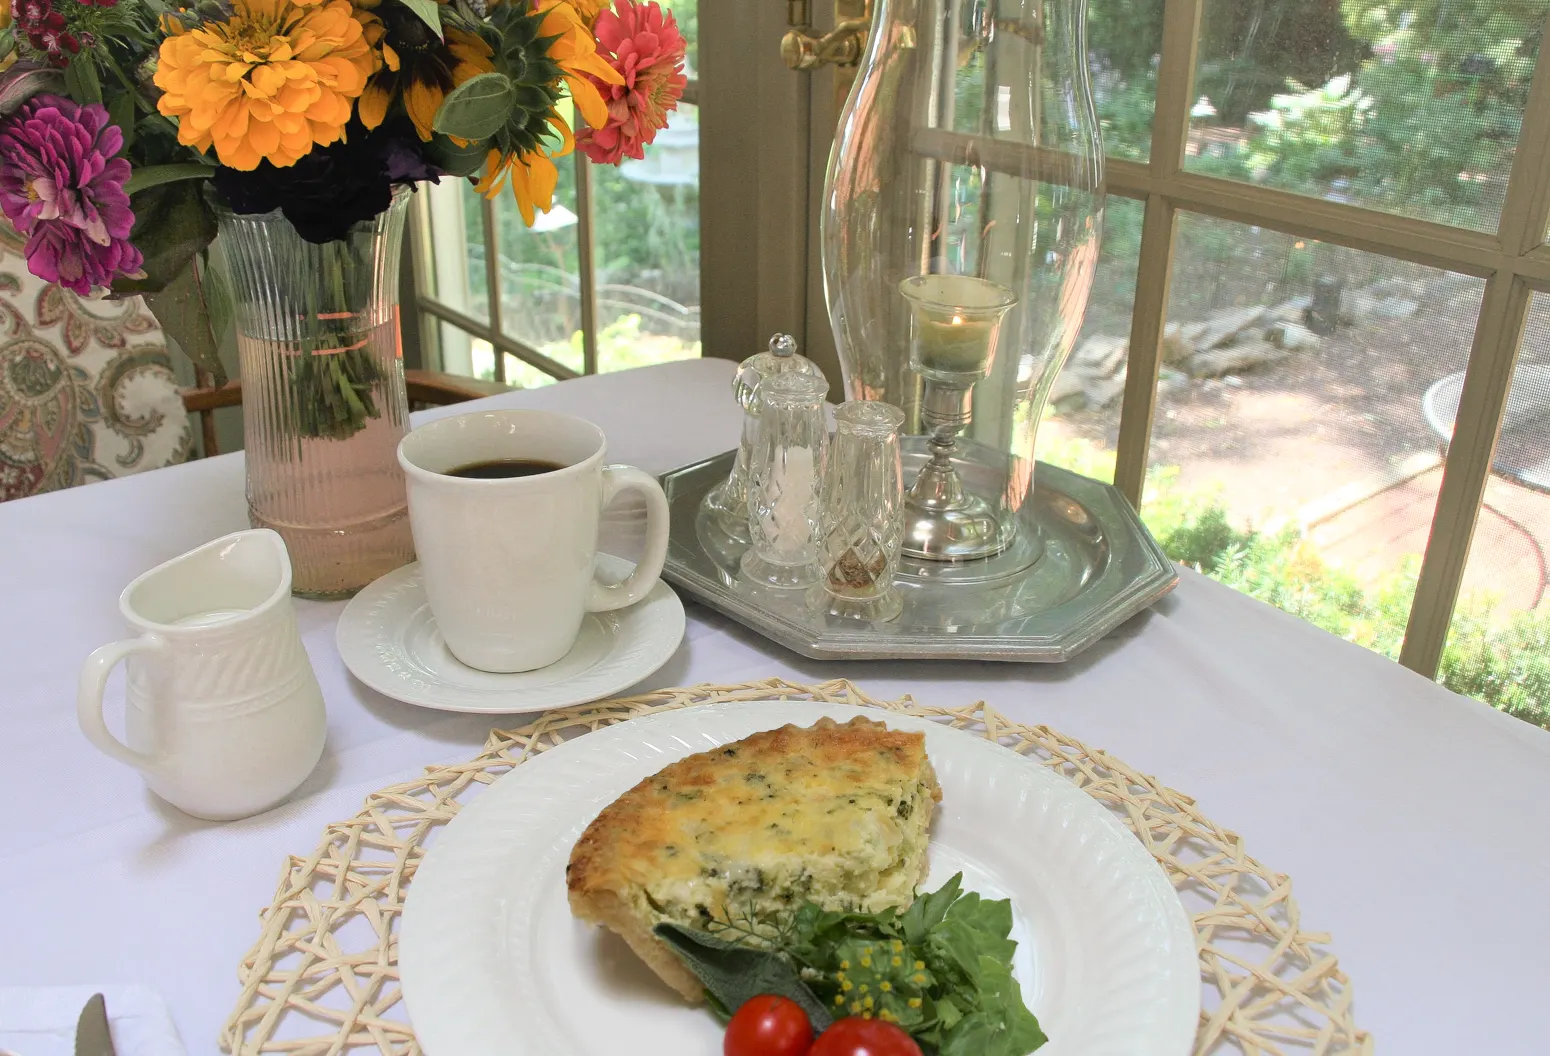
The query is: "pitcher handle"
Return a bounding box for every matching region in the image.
[587,466,671,612]
[78,636,166,771]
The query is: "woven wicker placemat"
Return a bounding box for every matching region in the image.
[219,678,1372,1055]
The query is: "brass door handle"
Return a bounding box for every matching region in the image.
[782,0,870,71]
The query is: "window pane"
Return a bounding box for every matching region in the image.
[1145,211,1484,663]
[1185,0,1549,232]
[494,147,584,388]
[1439,293,1550,729]
[1040,195,1146,484]
[421,179,488,376]
[1090,0,1164,161]
[663,0,697,75]
[590,102,702,374]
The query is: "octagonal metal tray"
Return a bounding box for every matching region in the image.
[659,449,1178,662]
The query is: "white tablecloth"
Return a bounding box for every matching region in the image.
[2,358,1547,1054]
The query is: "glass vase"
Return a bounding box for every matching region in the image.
[217,190,415,598]
[823,0,1104,576]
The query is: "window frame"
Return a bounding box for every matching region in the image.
[407,80,703,386]
[1105,0,1550,678]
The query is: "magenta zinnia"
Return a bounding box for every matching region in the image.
[575,0,687,165]
[0,95,141,294]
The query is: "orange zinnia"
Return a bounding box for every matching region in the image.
[154,0,377,171]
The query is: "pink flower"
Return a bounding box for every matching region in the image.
[0,94,141,294]
[576,0,687,165]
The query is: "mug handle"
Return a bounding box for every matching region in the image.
[78,636,166,771]
[587,465,672,613]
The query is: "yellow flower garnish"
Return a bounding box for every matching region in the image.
[154,0,376,170]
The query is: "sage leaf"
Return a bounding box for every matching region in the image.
[400,0,443,38]
[427,133,492,177]
[653,923,834,1032]
[433,72,516,142]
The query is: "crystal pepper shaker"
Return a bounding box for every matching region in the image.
[741,370,830,588]
[808,400,906,622]
[701,334,824,541]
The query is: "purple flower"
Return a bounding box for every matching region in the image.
[0,94,141,294]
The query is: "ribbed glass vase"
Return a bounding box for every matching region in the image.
[216,190,415,598]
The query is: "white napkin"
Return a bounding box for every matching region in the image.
[0,986,184,1056]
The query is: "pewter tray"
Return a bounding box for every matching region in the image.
[660,449,1178,662]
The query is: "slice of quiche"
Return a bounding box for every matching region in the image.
[566,716,941,1001]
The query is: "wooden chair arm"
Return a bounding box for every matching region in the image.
[405,369,513,405]
[181,380,244,414]
[180,369,511,458]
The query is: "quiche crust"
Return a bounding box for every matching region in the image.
[566,716,941,1001]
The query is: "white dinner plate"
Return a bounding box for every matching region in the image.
[335,555,685,714]
[400,701,1199,1056]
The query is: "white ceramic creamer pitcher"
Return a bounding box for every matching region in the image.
[77,529,327,821]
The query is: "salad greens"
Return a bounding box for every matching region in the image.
[656,873,1048,1056]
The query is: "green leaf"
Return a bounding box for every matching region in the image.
[108,92,137,152]
[653,923,834,1033]
[142,259,228,385]
[432,72,517,142]
[123,163,215,198]
[400,0,444,39]
[115,178,218,294]
[903,872,962,944]
[62,54,102,104]
[0,62,65,118]
[427,134,492,177]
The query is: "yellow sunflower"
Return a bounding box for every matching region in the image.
[558,0,610,26]
[154,0,377,171]
[531,0,620,131]
[475,116,574,226]
[357,9,494,141]
[475,0,620,223]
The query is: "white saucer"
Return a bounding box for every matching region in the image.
[336,556,685,714]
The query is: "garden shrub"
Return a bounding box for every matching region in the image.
[1040,432,1550,728]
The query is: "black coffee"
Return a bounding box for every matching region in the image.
[446,458,565,479]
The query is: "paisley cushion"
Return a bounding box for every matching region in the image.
[0,224,192,502]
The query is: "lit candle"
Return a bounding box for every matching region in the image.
[899,274,1018,381]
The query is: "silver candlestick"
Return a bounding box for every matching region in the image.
[897,274,1018,561]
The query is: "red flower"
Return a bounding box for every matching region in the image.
[575,0,687,165]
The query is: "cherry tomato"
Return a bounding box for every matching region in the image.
[723,994,814,1056]
[809,1017,923,1056]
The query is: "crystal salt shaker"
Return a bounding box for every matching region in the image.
[741,370,830,588]
[701,334,823,541]
[808,400,906,622]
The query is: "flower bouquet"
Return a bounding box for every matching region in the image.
[0,0,684,594]
[0,0,688,427]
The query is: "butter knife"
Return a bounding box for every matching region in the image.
[74,993,116,1056]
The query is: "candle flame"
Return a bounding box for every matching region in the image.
[951,315,964,326]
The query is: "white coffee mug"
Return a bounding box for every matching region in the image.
[398,408,672,673]
[77,529,327,821]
